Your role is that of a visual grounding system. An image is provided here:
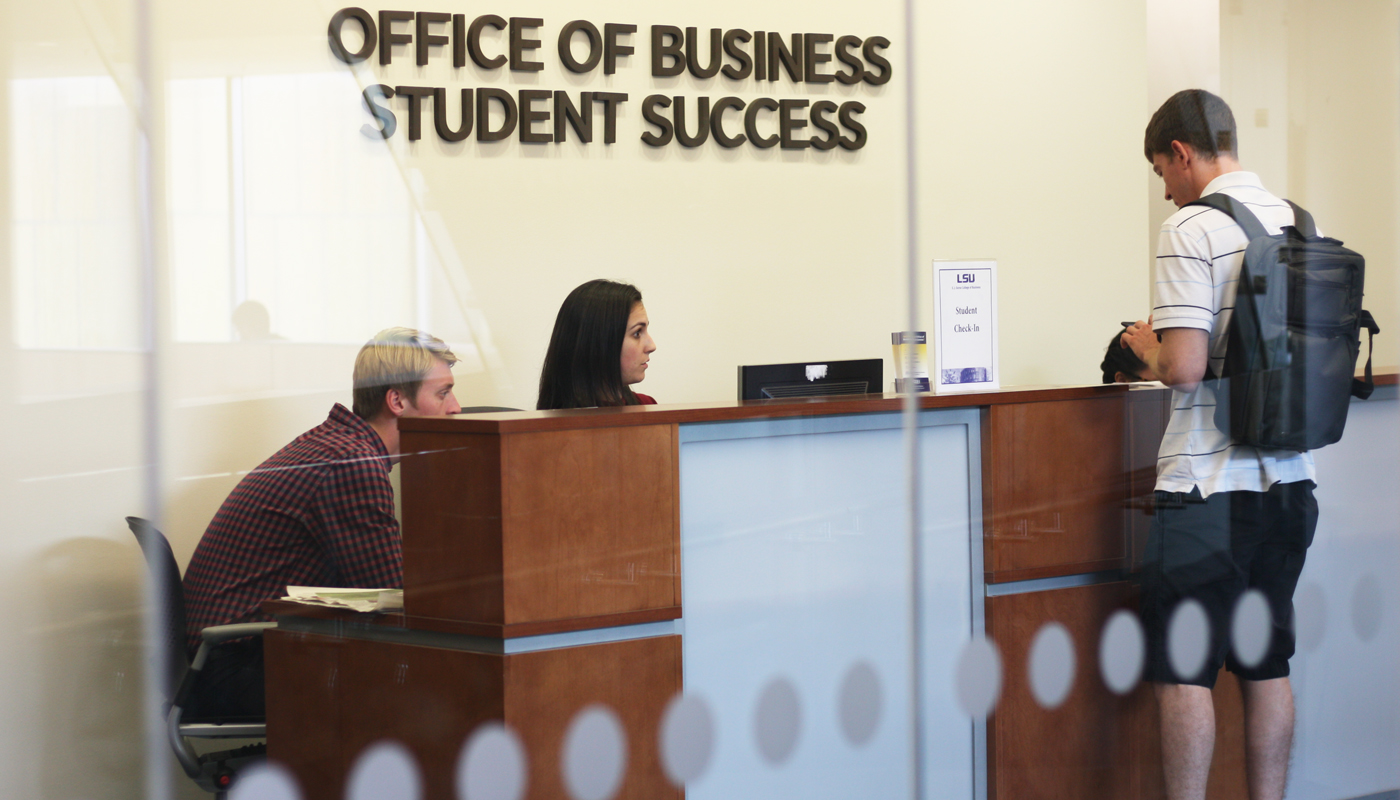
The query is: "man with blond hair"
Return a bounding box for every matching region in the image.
[182,327,461,717]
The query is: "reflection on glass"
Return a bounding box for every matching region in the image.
[1027,622,1075,710]
[561,705,626,800]
[954,636,1002,718]
[456,722,527,800]
[1350,573,1383,644]
[1166,598,1210,683]
[7,2,1399,799]
[1293,580,1327,653]
[229,762,302,800]
[1098,610,1145,695]
[167,73,418,345]
[659,692,715,787]
[836,661,882,748]
[752,676,802,766]
[1230,588,1272,668]
[345,740,422,800]
[10,76,139,350]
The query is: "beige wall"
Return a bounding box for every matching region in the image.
[2,0,1395,797]
[1148,0,1400,371]
[915,0,1149,386]
[1146,0,1220,276]
[1220,0,1400,371]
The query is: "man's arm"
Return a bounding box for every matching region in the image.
[1122,319,1208,391]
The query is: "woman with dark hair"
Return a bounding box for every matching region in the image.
[537,279,658,409]
[1101,327,1158,383]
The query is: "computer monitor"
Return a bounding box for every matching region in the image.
[738,359,884,401]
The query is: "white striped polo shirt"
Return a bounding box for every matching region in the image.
[1152,170,1315,497]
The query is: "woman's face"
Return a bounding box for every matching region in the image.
[620,302,656,385]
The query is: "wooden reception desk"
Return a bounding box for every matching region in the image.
[264,377,1399,800]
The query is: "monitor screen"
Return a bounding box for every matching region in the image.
[737,359,884,401]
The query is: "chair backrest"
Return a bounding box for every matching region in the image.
[125,516,190,702]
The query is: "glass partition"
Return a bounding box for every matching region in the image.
[1,1,1396,799]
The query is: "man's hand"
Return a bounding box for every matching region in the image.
[1123,316,1208,391]
[1121,317,1159,364]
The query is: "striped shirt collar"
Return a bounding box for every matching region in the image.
[1200,170,1263,197]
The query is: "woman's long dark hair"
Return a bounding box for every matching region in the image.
[537,279,644,409]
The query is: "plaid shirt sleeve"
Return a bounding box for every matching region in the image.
[309,454,403,588]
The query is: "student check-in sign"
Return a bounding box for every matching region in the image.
[933,260,999,394]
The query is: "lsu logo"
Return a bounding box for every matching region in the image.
[956,273,976,284]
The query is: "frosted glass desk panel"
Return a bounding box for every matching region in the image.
[1290,389,1400,800]
[679,409,978,799]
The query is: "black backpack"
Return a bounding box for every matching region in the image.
[1186,193,1379,451]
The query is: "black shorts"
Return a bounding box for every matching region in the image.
[1141,480,1317,689]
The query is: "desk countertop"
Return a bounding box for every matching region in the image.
[401,368,1398,435]
[402,382,1135,434]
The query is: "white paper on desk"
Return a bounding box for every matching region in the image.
[282,586,403,613]
[933,260,1000,394]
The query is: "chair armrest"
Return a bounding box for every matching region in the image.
[199,622,277,648]
[189,622,276,670]
[167,621,276,779]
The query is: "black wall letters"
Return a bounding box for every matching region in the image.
[330,8,890,152]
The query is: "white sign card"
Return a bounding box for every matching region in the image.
[933,260,999,394]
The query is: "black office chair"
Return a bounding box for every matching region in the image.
[125,516,274,797]
[456,406,522,413]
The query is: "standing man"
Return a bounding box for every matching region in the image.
[1123,90,1318,800]
[182,327,462,718]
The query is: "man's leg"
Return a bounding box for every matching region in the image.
[1156,682,1215,800]
[184,637,266,719]
[1230,482,1313,800]
[1239,677,1293,800]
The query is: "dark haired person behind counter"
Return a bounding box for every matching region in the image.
[1101,326,1160,383]
[538,279,658,409]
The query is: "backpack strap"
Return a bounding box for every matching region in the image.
[1284,200,1318,237]
[1186,193,1270,240]
[1352,309,1382,399]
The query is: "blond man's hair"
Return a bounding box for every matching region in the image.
[352,327,458,420]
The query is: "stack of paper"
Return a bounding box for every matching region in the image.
[281,586,403,612]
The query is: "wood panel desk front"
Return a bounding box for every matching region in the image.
[264,378,1376,800]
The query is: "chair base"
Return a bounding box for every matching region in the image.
[195,742,266,796]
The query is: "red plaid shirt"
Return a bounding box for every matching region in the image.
[182,403,403,651]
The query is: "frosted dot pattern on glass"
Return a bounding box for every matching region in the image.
[229,762,301,800]
[1231,589,1272,668]
[1098,609,1144,695]
[659,692,715,786]
[1028,622,1075,709]
[457,722,527,800]
[561,705,627,800]
[1351,573,1383,643]
[1167,599,1210,682]
[955,637,1002,718]
[346,741,422,800]
[753,676,802,766]
[1293,580,1326,653]
[837,660,883,747]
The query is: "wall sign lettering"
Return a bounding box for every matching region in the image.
[329,8,891,151]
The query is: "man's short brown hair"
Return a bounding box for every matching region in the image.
[352,327,457,420]
[1145,89,1238,162]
